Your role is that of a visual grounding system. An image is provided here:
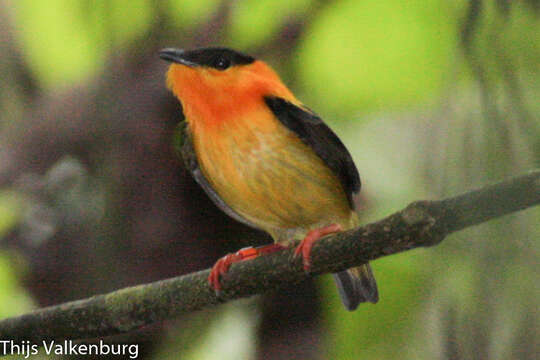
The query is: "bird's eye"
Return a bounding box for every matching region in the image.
[214,57,231,70]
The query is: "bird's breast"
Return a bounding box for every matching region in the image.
[189,106,355,240]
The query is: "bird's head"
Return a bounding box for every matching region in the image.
[160,47,295,124]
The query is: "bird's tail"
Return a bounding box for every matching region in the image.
[332,263,379,311]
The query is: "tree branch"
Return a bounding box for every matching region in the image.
[0,170,538,344]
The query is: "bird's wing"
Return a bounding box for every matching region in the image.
[264,96,361,210]
[174,120,259,228]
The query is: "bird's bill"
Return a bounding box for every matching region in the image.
[159,48,198,67]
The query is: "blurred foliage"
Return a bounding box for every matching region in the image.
[0,191,23,239]
[227,0,312,48]
[0,251,34,318]
[13,0,154,86]
[297,0,457,116]
[152,302,259,360]
[167,0,222,28]
[0,0,538,359]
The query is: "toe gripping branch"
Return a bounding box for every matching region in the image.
[294,223,342,271]
[208,244,284,294]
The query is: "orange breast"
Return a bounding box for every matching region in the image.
[190,106,355,242]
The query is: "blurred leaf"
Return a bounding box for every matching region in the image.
[0,252,35,318]
[151,302,259,360]
[13,0,102,87]
[112,0,154,43]
[166,0,221,28]
[13,0,153,87]
[0,191,24,239]
[228,0,312,48]
[296,0,457,116]
[185,303,258,360]
[88,0,154,47]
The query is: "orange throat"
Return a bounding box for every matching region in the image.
[166,60,296,131]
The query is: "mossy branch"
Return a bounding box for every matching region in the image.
[0,170,538,345]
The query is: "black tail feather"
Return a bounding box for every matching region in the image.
[333,263,378,311]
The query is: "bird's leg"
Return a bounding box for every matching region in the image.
[209,243,285,294]
[294,223,343,271]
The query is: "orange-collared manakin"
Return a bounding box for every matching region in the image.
[160,47,378,310]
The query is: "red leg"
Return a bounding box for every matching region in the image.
[209,243,284,294]
[294,224,343,271]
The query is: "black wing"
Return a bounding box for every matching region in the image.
[264,96,361,209]
[174,121,259,229]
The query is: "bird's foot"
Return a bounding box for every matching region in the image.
[209,243,285,295]
[294,223,343,272]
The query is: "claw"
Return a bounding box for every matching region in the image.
[208,244,285,295]
[208,253,240,294]
[294,224,342,272]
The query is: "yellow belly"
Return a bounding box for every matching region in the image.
[191,110,356,243]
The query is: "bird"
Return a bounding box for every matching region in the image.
[159,47,378,310]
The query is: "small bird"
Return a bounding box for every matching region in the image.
[160,47,378,310]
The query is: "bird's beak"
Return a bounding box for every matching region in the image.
[159,48,198,67]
